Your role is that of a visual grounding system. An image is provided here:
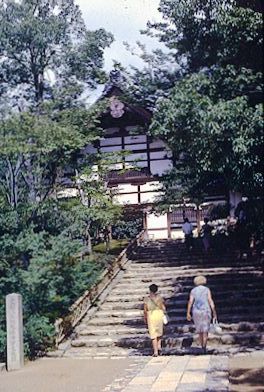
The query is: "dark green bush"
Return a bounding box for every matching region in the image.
[208,203,230,220]
[112,210,143,239]
[24,315,55,359]
[0,201,117,361]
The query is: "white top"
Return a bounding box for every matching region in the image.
[182,222,193,235]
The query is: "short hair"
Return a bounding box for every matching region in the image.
[149,284,158,293]
[204,217,209,223]
[184,217,189,223]
[194,275,207,286]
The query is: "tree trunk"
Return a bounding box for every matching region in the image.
[85,226,93,255]
[24,156,37,203]
[5,156,23,208]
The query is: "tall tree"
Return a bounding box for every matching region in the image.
[0,100,107,208]
[146,0,262,73]
[150,70,263,199]
[0,0,113,109]
[0,0,114,204]
[141,0,263,203]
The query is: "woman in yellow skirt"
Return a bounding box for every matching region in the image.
[144,284,166,356]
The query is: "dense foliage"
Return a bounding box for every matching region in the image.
[0,200,115,360]
[0,0,120,360]
[141,0,263,204]
[0,0,113,109]
[150,68,263,199]
[112,209,143,239]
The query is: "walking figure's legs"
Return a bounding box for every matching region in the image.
[151,338,158,356]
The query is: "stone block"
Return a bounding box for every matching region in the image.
[0,362,6,372]
[221,334,235,345]
[6,293,24,371]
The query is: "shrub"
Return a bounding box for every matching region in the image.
[24,315,55,359]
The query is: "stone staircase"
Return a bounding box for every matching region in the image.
[60,240,264,358]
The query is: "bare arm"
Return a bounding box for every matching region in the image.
[159,296,166,312]
[187,294,194,321]
[143,302,148,324]
[208,289,217,319]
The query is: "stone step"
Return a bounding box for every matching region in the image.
[100,296,264,311]
[132,259,243,265]
[61,238,264,359]
[132,263,261,272]
[129,257,262,265]
[87,314,264,326]
[116,272,263,282]
[62,344,257,358]
[71,331,264,349]
[105,288,264,303]
[132,257,259,264]
[134,252,240,258]
[76,321,264,336]
[135,250,238,255]
[123,265,262,274]
[120,276,263,285]
[132,251,236,256]
[125,265,262,274]
[112,281,264,293]
[93,305,264,320]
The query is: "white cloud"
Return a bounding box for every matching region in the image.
[76,0,164,71]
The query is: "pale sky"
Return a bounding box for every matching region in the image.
[76,0,163,71]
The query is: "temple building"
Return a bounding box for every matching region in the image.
[60,73,240,239]
[85,75,228,239]
[95,82,174,239]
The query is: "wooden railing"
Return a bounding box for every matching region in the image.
[55,230,147,346]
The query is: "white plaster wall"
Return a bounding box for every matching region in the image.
[101,145,123,152]
[132,160,148,168]
[171,230,185,240]
[100,136,122,146]
[147,212,167,229]
[108,163,123,170]
[150,151,167,159]
[117,183,138,193]
[125,152,148,162]
[113,193,138,205]
[148,229,168,240]
[140,181,161,192]
[150,160,173,176]
[141,191,159,204]
[124,134,147,143]
[149,140,166,149]
[125,143,147,151]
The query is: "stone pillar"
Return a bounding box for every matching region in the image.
[6,293,24,371]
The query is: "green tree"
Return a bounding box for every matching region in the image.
[139,0,263,204]
[0,100,107,207]
[146,0,262,72]
[0,0,113,108]
[70,152,122,253]
[0,1,121,359]
[150,70,263,199]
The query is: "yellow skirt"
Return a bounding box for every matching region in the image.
[147,309,164,339]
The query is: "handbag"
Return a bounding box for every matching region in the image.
[163,313,169,325]
[149,297,168,324]
[210,319,222,335]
